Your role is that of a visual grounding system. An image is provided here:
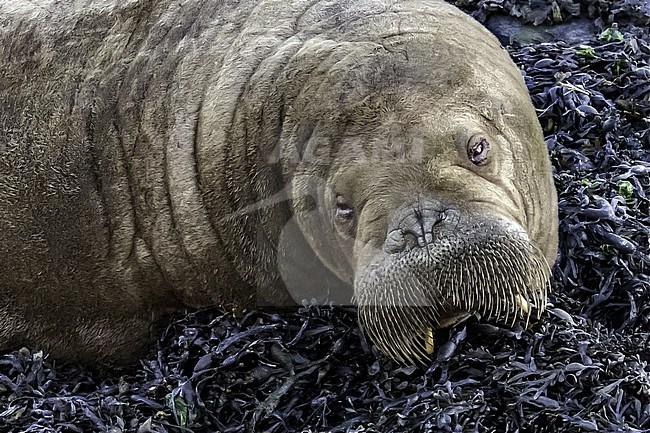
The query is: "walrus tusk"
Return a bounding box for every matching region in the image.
[515,294,530,315]
[425,327,435,354]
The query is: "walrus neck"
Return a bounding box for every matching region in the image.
[91,9,255,307]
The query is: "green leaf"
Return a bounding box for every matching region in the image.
[617,180,634,202]
[167,393,190,426]
[599,27,624,42]
[576,45,598,58]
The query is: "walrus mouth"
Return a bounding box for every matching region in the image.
[355,230,551,364]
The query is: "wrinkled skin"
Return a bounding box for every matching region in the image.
[0,0,557,364]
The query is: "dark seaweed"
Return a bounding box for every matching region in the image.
[1,0,649,432]
[453,0,650,29]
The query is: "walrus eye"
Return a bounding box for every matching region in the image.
[335,195,355,221]
[468,137,490,165]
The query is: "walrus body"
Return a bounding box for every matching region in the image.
[0,0,557,364]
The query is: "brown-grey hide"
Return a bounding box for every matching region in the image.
[0,0,558,364]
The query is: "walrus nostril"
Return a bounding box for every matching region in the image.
[384,229,406,253]
[384,229,418,253]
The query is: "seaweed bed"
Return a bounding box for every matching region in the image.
[1,0,649,432]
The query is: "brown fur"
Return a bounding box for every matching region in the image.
[0,0,557,364]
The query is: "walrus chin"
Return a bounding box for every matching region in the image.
[354,216,551,364]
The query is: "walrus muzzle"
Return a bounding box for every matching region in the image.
[355,205,551,363]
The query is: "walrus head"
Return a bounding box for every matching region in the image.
[258,1,559,363]
[314,96,556,363]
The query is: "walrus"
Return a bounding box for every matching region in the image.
[0,0,558,365]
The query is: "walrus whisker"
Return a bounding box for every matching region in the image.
[453,259,461,308]
[497,247,516,322]
[359,276,440,363]
[531,252,552,320]
[363,305,434,364]
[473,248,484,312]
